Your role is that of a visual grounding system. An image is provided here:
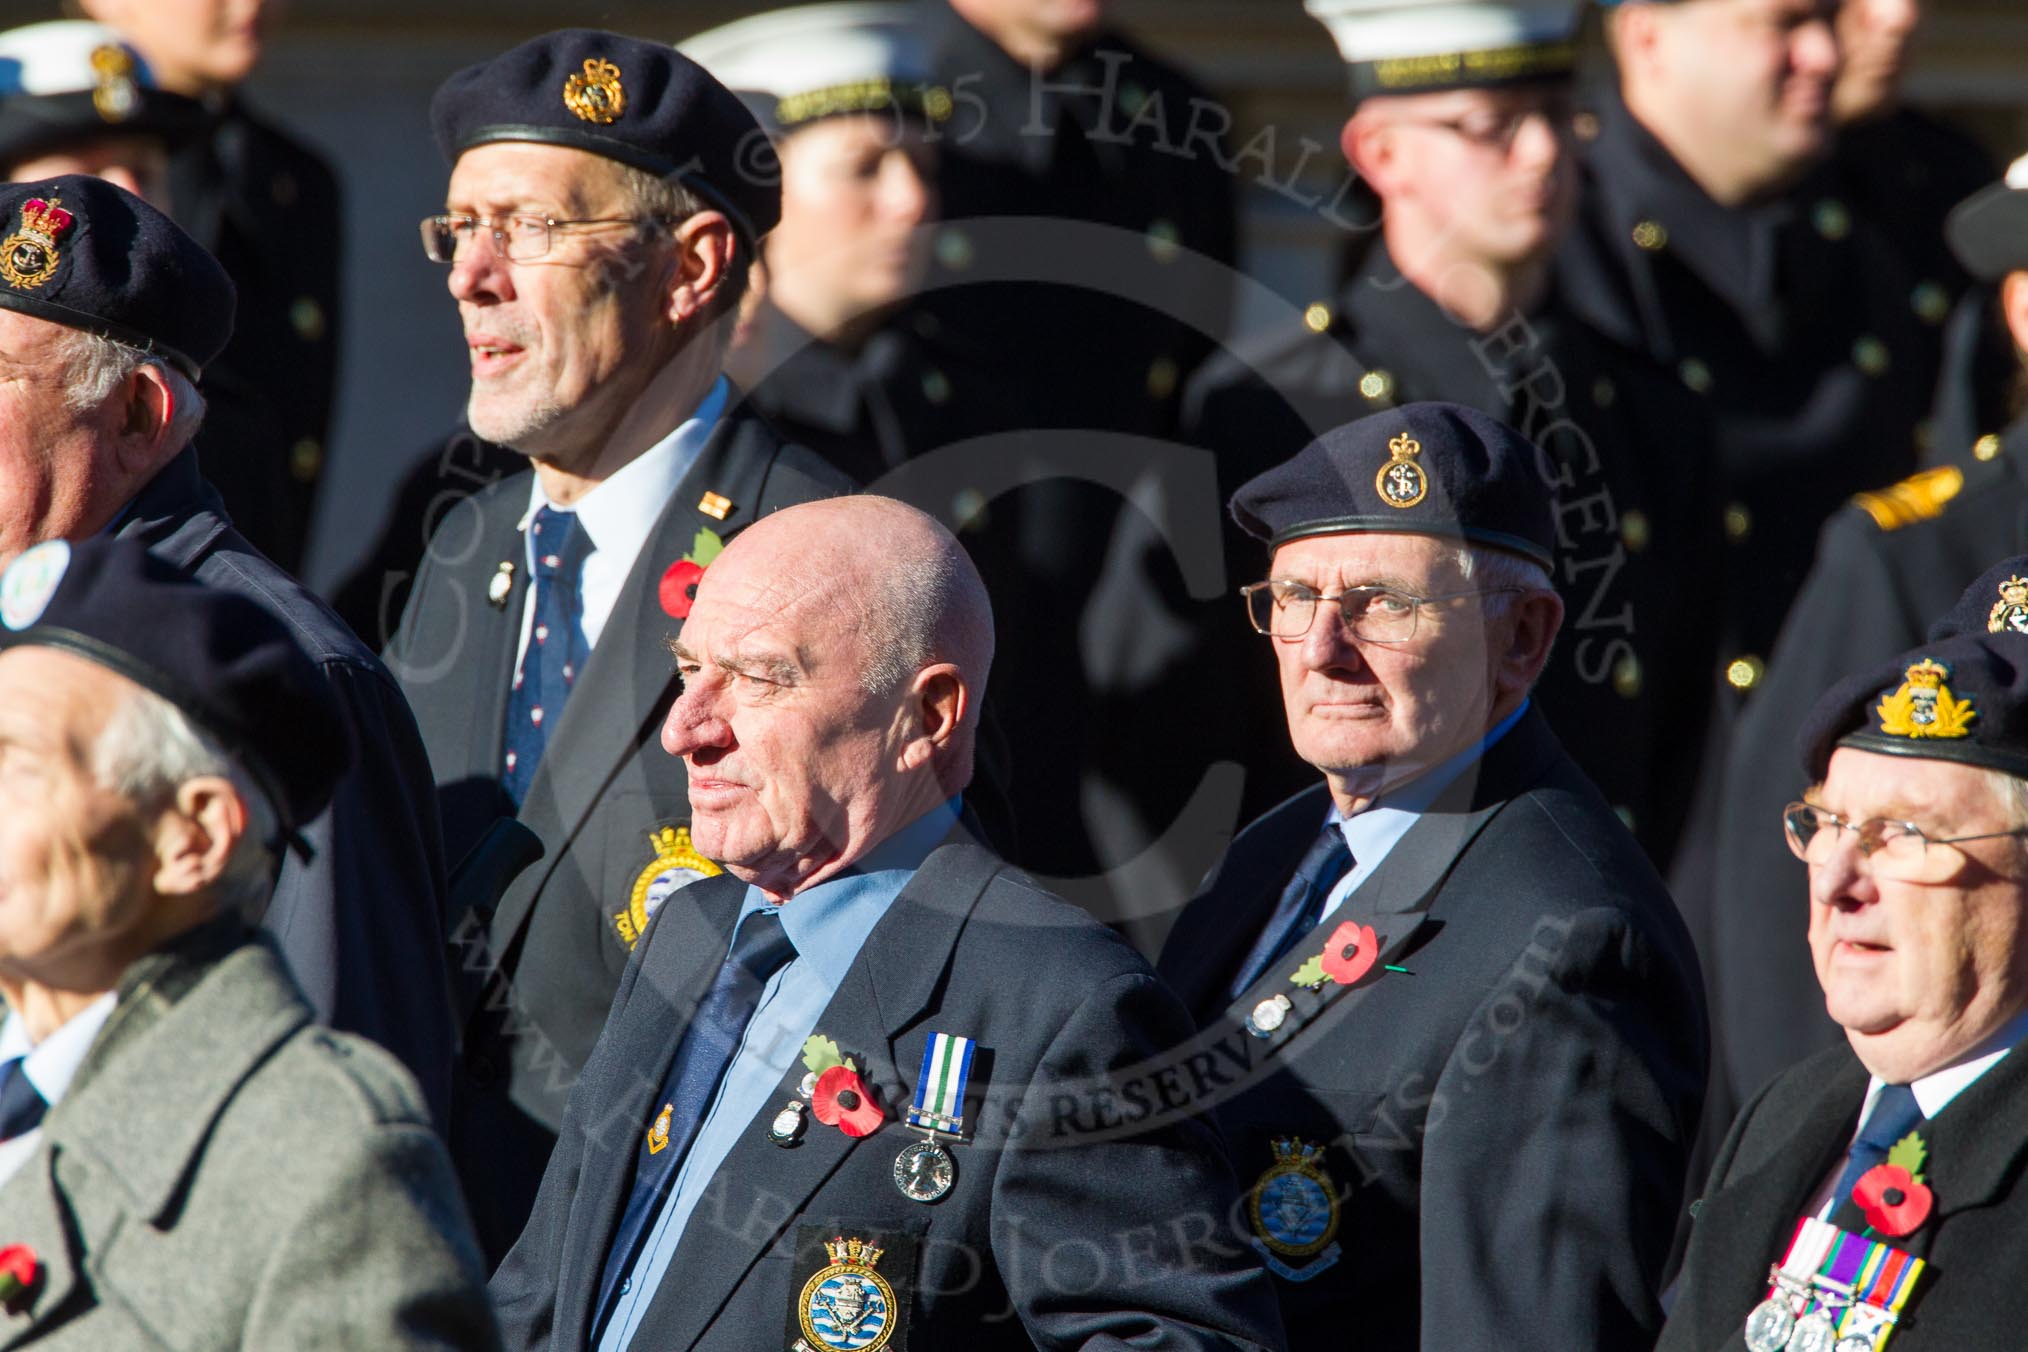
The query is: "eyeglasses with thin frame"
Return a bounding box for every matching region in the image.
[1781,801,2028,884]
[1387,97,1577,153]
[1240,580,1524,643]
[418,212,671,264]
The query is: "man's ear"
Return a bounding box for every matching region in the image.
[111,362,178,479]
[1610,4,1666,85]
[1494,589,1564,699]
[2001,270,2028,356]
[896,663,967,772]
[152,775,249,898]
[667,211,739,325]
[1340,111,1399,196]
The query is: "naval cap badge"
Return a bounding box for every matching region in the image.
[563,57,626,125]
[1875,657,1976,741]
[90,44,139,122]
[1375,431,1429,510]
[1991,575,2028,635]
[0,196,76,293]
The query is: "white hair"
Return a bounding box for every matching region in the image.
[93,685,281,925]
[58,329,208,453]
[1978,766,2028,835]
[1454,543,1554,595]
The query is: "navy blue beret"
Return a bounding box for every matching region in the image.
[0,173,234,380]
[1924,555,2028,642]
[0,537,349,836]
[1230,401,1556,568]
[431,28,780,242]
[1800,631,2028,782]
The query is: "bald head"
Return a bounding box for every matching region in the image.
[663,496,994,896]
[713,495,994,708]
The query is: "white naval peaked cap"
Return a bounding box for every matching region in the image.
[1945,150,2028,283]
[679,3,947,134]
[1303,0,1584,97]
[0,21,155,99]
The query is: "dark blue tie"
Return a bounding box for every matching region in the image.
[593,908,799,1338]
[503,505,592,806]
[1829,1083,1926,1223]
[0,1057,47,1141]
[1226,824,1355,1002]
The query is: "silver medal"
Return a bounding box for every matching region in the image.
[1786,1309,1838,1352]
[893,1137,955,1203]
[769,1099,808,1147]
[1743,1297,1797,1352]
[487,560,515,608]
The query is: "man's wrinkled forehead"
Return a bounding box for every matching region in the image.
[1268,529,1464,584]
[690,560,862,667]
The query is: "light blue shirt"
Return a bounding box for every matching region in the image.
[598,796,962,1351]
[0,993,117,1189]
[514,374,728,667]
[1317,700,1530,925]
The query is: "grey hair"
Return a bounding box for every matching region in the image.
[1453,543,1554,595]
[613,164,753,337]
[58,329,208,453]
[1978,766,2028,834]
[860,546,963,694]
[93,685,281,925]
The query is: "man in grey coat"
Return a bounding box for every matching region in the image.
[0,537,497,1349]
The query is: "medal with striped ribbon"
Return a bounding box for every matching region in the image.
[894,1032,974,1203]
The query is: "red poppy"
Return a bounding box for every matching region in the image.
[0,1244,37,1305]
[1853,1163,1933,1236]
[660,559,707,620]
[811,1064,884,1137]
[1319,921,1380,986]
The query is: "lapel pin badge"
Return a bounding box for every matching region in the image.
[698,490,734,521]
[487,559,515,609]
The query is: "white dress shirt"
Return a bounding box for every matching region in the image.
[512,376,729,671]
[0,993,118,1188]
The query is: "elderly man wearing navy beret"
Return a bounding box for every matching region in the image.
[386,28,852,1262]
[0,174,455,1134]
[1157,401,1709,1349]
[1663,558,2028,1352]
[0,537,498,1349]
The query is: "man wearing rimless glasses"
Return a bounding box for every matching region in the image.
[1158,401,1708,1350]
[1663,557,2028,1351]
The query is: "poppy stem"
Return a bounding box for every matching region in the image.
[1383,964,1411,974]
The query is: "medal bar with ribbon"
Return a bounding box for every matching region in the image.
[1743,1217,1926,1352]
[893,1032,974,1204]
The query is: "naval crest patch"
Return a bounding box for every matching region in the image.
[1247,1138,1342,1282]
[1876,657,1977,741]
[614,824,721,948]
[787,1228,916,1352]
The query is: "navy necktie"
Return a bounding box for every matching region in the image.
[1828,1083,1926,1224]
[0,1057,47,1141]
[593,909,799,1337]
[503,505,592,805]
[1226,824,1355,1002]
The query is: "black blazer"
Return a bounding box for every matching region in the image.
[490,840,1286,1351]
[1158,708,1709,1350]
[388,401,852,1259]
[1662,1041,2028,1350]
[117,450,454,1129]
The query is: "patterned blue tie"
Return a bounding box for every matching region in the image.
[1829,1083,1925,1223]
[1226,824,1355,1002]
[593,909,799,1339]
[503,505,592,806]
[0,1057,47,1141]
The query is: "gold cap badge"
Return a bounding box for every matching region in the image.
[1990,576,2028,635]
[563,58,626,124]
[1375,432,1428,510]
[0,196,76,292]
[1876,658,1977,741]
[90,44,138,122]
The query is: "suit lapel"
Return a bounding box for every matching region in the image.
[492,409,788,957]
[630,841,1003,1352]
[1906,1037,2028,1243]
[553,875,747,1346]
[428,480,529,778]
[0,1158,85,1348]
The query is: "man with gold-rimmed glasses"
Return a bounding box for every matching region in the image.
[1664,556,2028,1351]
[1159,401,1708,1349]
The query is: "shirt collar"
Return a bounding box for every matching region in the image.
[1863,1005,2028,1123]
[739,796,962,989]
[1332,699,1528,843]
[0,992,119,1109]
[515,375,730,545]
